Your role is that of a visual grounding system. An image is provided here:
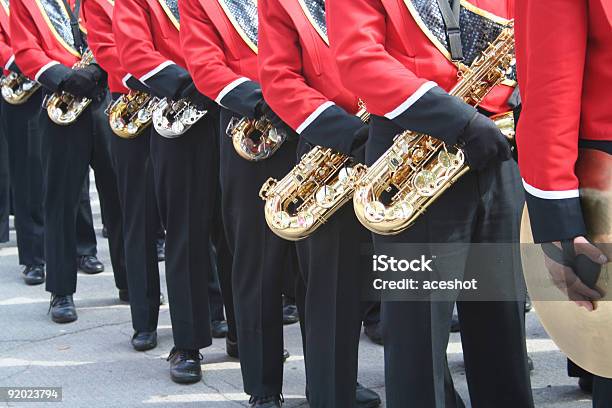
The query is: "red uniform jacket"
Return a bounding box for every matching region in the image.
[179,0,260,118]
[113,0,189,99]
[10,0,83,91]
[82,0,128,94]
[258,0,364,154]
[515,0,612,242]
[328,0,515,146]
[0,1,12,71]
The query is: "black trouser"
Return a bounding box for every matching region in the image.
[76,175,98,257]
[593,376,612,407]
[149,114,216,350]
[366,116,533,408]
[1,94,44,260]
[0,102,9,243]
[209,171,237,340]
[208,264,225,322]
[42,92,126,295]
[110,123,161,333]
[219,109,301,397]
[282,254,298,301]
[294,138,373,408]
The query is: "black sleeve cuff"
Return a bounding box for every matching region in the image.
[7,61,21,74]
[525,193,587,243]
[219,80,261,119]
[300,104,364,155]
[391,86,476,146]
[37,63,72,92]
[125,75,150,93]
[143,64,190,100]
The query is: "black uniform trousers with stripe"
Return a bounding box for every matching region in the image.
[109,98,162,332]
[41,91,126,296]
[367,115,534,408]
[1,92,44,261]
[149,111,217,350]
[219,108,302,397]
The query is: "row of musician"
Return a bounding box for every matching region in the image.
[1,23,515,241]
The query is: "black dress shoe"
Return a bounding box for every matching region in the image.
[23,265,45,285]
[49,294,77,323]
[157,239,165,262]
[283,349,290,362]
[132,331,157,351]
[78,255,105,274]
[249,395,283,407]
[364,323,383,346]
[282,297,299,325]
[226,337,239,358]
[119,289,129,302]
[525,295,533,313]
[579,375,593,394]
[356,383,381,408]
[211,320,228,338]
[167,347,202,384]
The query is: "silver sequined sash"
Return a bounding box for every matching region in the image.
[300,0,327,40]
[158,0,179,28]
[405,0,516,81]
[218,0,258,48]
[38,0,77,52]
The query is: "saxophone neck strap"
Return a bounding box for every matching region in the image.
[435,0,463,61]
[60,0,85,54]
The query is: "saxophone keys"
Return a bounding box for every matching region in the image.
[315,185,337,208]
[364,201,386,223]
[272,211,292,229]
[296,212,314,228]
[391,202,414,220]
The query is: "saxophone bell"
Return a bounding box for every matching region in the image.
[44,49,95,125]
[260,106,371,240]
[152,97,207,138]
[1,72,41,105]
[107,91,159,139]
[227,116,287,161]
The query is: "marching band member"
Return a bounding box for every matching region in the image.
[179,0,297,404]
[114,0,217,384]
[257,0,380,406]
[82,0,162,352]
[328,0,534,406]
[10,0,126,324]
[515,0,611,404]
[0,0,45,283]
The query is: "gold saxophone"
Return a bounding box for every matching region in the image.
[259,107,370,241]
[1,72,41,105]
[44,49,95,125]
[227,116,287,161]
[107,90,160,139]
[353,23,516,236]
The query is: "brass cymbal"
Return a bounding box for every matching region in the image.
[521,148,612,378]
